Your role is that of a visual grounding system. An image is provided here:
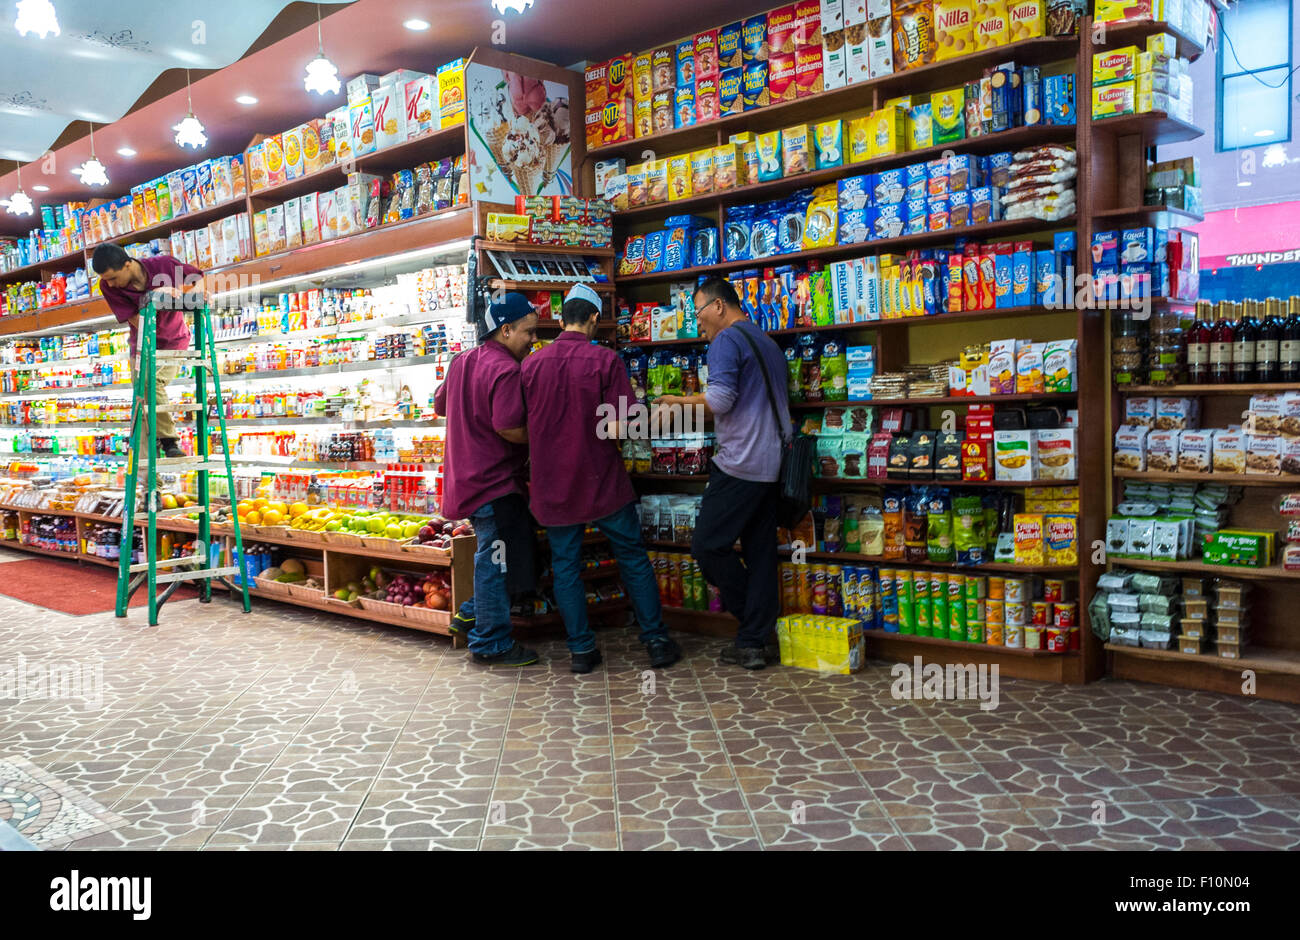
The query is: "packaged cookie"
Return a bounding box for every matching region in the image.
[892,0,936,70]
[769,52,798,103]
[782,124,812,176]
[768,5,800,56]
[934,0,976,60]
[719,21,743,69]
[695,30,719,78]
[815,120,844,168]
[795,44,825,96]
[974,0,1011,49]
[1176,429,1211,473]
[1212,428,1246,474]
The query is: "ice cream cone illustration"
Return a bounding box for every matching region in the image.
[514,162,543,195]
[484,119,511,172]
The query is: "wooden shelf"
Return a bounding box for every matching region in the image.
[1116,383,1300,395]
[776,548,1080,576]
[629,472,709,482]
[788,392,1076,409]
[0,297,113,338]
[89,194,250,251]
[864,627,1066,657]
[813,477,1078,488]
[1112,557,1300,582]
[511,597,628,627]
[661,606,734,622]
[488,279,615,292]
[1093,17,1207,61]
[1106,643,1300,676]
[1092,205,1205,224]
[235,529,452,566]
[615,216,1076,285]
[1114,469,1300,486]
[246,585,451,636]
[620,335,707,348]
[588,35,1078,162]
[477,241,614,257]
[613,124,1076,223]
[1090,111,1204,147]
[0,247,90,287]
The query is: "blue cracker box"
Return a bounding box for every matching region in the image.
[873,203,905,239]
[692,226,719,266]
[1054,230,1077,252]
[838,174,873,211]
[1044,74,1076,126]
[989,67,1014,133]
[986,151,1015,188]
[662,226,690,271]
[846,345,874,364]
[1120,227,1154,263]
[1012,247,1033,304]
[718,67,743,117]
[838,208,872,244]
[905,163,928,201]
[846,377,873,400]
[995,252,1013,308]
[947,154,978,191]
[675,40,695,86]
[873,169,906,205]
[642,229,666,273]
[1091,230,1118,270]
[1022,66,1042,126]
[1034,250,1056,305]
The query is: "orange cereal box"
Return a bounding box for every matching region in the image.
[585,60,608,111]
[690,149,715,195]
[606,53,632,102]
[263,134,286,186]
[1013,514,1045,566]
[934,0,976,61]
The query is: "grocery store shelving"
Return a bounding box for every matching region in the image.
[1,354,129,373]
[476,241,614,257]
[213,309,463,347]
[1112,557,1300,582]
[1105,643,1300,677]
[865,628,1067,658]
[811,477,1079,489]
[1116,383,1300,395]
[787,392,1077,409]
[1092,17,1207,60]
[1091,205,1205,224]
[1089,111,1204,147]
[775,548,1079,577]
[1113,469,1300,486]
[215,353,445,383]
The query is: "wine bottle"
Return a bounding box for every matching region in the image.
[1282,296,1300,384]
[1232,301,1257,384]
[1210,301,1234,384]
[1187,301,1212,384]
[1257,297,1283,383]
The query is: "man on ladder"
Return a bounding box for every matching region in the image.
[93,243,251,625]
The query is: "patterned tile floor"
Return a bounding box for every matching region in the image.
[1,554,1298,851]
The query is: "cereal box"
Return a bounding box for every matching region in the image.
[783,124,812,176]
[282,126,305,180]
[404,77,435,137]
[934,0,976,60]
[263,135,286,187]
[1044,514,1077,565]
[796,44,825,96]
[769,52,798,103]
[371,85,404,150]
[350,100,377,157]
[437,58,466,126]
[1035,429,1076,479]
[1008,0,1045,38]
[892,0,936,70]
[1013,513,1045,565]
[690,149,714,195]
[931,87,965,143]
[994,430,1036,480]
[815,120,844,168]
[973,0,1010,50]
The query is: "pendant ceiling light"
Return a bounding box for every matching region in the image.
[173,69,208,149]
[14,0,60,38]
[491,0,536,12]
[73,122,110,186]
[3,163,35,216]
[303,4,340,96]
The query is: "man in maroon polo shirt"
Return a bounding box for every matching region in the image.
[92,243,204,458]
[520,284,681,674]
[434,292,541,667]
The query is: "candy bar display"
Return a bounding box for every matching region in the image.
[1090,32,1194,122]
[1094,567,1247,660]
[586,1,1083,150]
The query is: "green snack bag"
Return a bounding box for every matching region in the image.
[844,500,861,553]
[953,495,985,565]
[926,488,954,563]
[810,269,833,326]
[820,338,848,402]
[785,345,802,402]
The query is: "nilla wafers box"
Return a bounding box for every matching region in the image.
[934,0,976,61]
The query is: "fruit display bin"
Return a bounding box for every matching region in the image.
[286,582,327,602]
[253,574,291,596]
[360,536,413,551]
[359,596,407,617]
[321,530,364,548]
[404,605,451,627]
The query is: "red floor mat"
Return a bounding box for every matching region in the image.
[0,558,199,615]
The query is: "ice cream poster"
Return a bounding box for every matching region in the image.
[466,64,573,200]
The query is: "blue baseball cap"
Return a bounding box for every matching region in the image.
[485,292,534,332]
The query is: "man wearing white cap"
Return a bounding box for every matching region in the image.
[519,283,681,673]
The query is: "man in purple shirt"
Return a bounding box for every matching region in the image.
[654,276,789,670]
[521,284,681,673]
[92,244,204,458]
[434,292,540,667]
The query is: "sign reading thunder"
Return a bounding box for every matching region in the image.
[467,63,573,200]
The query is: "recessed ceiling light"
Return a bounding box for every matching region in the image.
[235,94,258,105]
[117,147,136,157]
[31,184,49,191]
[1238,180,1253,187]
[403,18,430,30]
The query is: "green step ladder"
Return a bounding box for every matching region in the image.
[115,299,251,625]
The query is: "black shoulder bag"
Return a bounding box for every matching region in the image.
[735,326,814,530]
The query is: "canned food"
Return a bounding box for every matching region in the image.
[965,620,984,644]
[1004,623,1024,648]
[987,576,1005,600]
[964,575,986,600]
[811,564,828,615]
[1046,626,1068,652]
[1003,577,1027,603]
[985,598,1004,623]
[780,563,797,614]
[826,565,843,616]
[797,564,814,613]
[1004,600,1026,625]
[1043,579,1067,603]
[1054,601,1078,627]
[965,598,985,623]
[984,621,1003,645]
[1024,624,1043,650]
[1031,601,1051,626]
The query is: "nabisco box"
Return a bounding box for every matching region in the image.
[405,76,435,137]
[372,84,405,150]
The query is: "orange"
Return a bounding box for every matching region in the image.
[236,500,253,516]
[245,510,262,525]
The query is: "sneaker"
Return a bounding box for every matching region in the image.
[159,439,184,458]
[472,642,540,667]
[647,638,682,669]
[449,610,475,635]
[719,644,774,670]
[570,648,603,674]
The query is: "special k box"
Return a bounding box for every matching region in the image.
[437,58,466,126]
[405,76,436,135]
[349,99,377,157]
[934,0,976,61]
[371,83,405,149]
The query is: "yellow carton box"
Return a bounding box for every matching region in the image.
[1007,0,1045,41]
[713,144,742,189]
[868,106,906,158]
[644,159,669,203]
[1092,45,1141,85]
[973,0,1010,51]
[934,0,977,61]
[667,154,692,200]
[690,148,714,195]
[1092,81,1136,118]
[436,58,466,126]
[847,115,873,162]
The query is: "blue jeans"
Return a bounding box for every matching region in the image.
[455,503,513,656]
[546,502,669,654]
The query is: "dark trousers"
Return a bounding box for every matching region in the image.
[691,463,779,648]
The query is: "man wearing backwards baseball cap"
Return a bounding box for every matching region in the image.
[434,292,540,666]
[519,284,681,673]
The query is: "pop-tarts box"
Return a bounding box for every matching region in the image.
[995,252,1013,308]
[643,229,666,273]
[839,208,872,243]
[904,163,927,200]
[947,154,976,191]
[927,197,949,233]
[874,203,904,239]
[873,168,905,205]
[948,188,970,227]
[984,151,1015,187]
[1091,230,1118,269]
[903,196,927,235]
[838,174,872,211]
[1012,244,1033,305]
[1120,227,1154,263]
[1044,74,1075,125]
[1034,250,1055,305]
